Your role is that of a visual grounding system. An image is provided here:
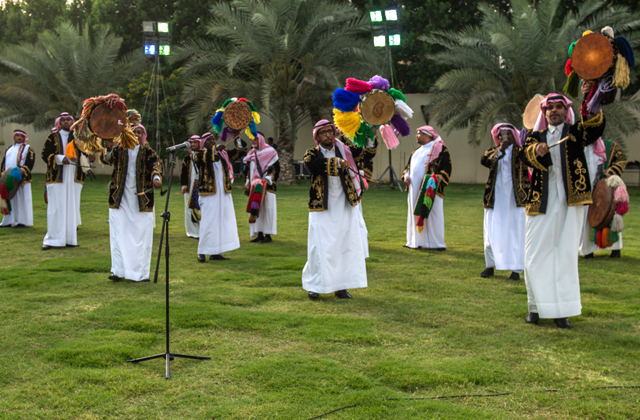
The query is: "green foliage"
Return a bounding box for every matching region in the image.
[0,21,144,129]
[117,68,189,157]
[0,175,639,418]
[420,0,640,147]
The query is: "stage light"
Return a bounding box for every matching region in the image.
[144,43,157,55]
[385,10,398,21]
[142,21,155,35]
[370,11,383,23]
[157,22,170,33]
[389,34,401,46]
[159,45,171,56]
[373,35,386,47]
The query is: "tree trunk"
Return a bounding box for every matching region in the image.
[275,126,297,185]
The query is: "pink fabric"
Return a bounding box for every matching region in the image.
[51,112,75,133]
[135,124,148,146]
[13,129,28,144]
[312,119,361,196]
[593,137,607,164]
[417,125,439,140]
[218,149,234,183]
[242,134,279,180]
[534,94,575,131]
[490,123,521,147]
[200,132,213,150]
[426,137,444,167]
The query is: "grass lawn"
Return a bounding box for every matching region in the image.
[1,174,639,419]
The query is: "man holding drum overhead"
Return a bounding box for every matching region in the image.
[519,94,605,329]
[102,123,163,282]
[41,112,95,250]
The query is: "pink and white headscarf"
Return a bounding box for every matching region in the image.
[13,129,28,144]
[490,123,522,147]
[417,125,445,166]
[243,133,278,181]
[51,112,75,133]
[592,137,607,164]
[313,119,362,196]
[189,135,202,150]
[134,124,148,147]
[533,94,575,132]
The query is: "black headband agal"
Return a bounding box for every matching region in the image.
[546,95,566,102]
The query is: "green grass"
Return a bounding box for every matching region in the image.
[1,174,639,419]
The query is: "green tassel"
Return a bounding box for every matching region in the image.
[568,42,576,58]
[247,101,258,112]
[388,88,406,102]
[609,230,619,244]
[221,99,233,108]
[253,183,262,193]
[423,196,433,208]
[5,175,14,191]
[563,71,580,98]
[352,122,374,147]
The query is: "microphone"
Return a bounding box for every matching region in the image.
[165,141,190,153]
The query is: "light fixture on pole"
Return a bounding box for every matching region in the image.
[370,8,403,190]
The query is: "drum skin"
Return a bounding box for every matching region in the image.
[359,90,395,126]
[572,33,614,80]
[89,104,127,139]
[224,101,252,131]
[588,179,616,229]
[523,94,544,131]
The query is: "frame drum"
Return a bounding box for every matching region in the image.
[358,90,396,127]
[571,33,614,81]
[89,104,127,139]
[0,171,23,201]
[224,101,252,131]
[588,179,616,229]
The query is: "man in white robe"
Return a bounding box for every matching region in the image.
[41,112,94,250]
[102,124,163,282]
[243,133,279,243]
[402,126,452,250]
[520,94,605,329]
[193,133,246,262]
[1,130,35,227]
[302,119,368,300]
[480,123,529,281]
[181,135,202,239]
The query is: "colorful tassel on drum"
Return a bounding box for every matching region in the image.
[369,75,390,91]
[333,109,361,139]
[606,175,624,189]
[345,78,372,94]
[379,124,400,149]
[563,71,580,98]
[616,201,629,216]
[211,109,224,133]
[389,114,411,137]
[333,88,361,112]
[394,100,413,120]
[615,36,635,68]
[614,184,629,203]
[388,88,406,102]
[611,213,624,232]
[416,215,424,234]
[564,59,573,76]
[352,122,374,147]
[11,167,22,182]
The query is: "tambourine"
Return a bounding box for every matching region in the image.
[571,33,614,81]
[358,90,396,127]
[211,97,260,142]
[588,179,616,230]
[523,94,544,131]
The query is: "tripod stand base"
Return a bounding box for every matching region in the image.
[127,352,211,379]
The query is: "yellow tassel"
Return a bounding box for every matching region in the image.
[65,141,77,159]
[117,127,139,150]
[613,54,630,89]
[244,127,255,139]
[332,109,361,139]
[251,111,261,124]
[582,30,593,37]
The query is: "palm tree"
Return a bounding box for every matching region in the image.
[420,0,640,148]
[173,0,382,184]
[0,21,143,130]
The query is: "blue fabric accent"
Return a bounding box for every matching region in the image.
[11,167,22,182]
[332,88,361,112]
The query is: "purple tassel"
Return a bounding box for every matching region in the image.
[389,114,411,137]
[587,76,616,114]
[519,129,527,147]
[251,201,260,211]
[368,75,390,91]
[220,126,235,143]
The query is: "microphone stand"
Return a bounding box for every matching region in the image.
[126,150,210,378]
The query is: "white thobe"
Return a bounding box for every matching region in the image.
[108,145,155,281]
[406,142,445,249]
[184,155,200,238]
[0,144,33,227]
[197,161,240,255]
[483,145,525,272]
[524,124,582,319]
[578,144,622,255]
[43,130,80,247]
[302,146,367,294]
[247,161,277,238]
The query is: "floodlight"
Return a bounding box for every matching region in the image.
[142,21,155,34]
[370,11,383,23]
[373,35,386,47]
[144,43,157,55]
[159,45,171,56]
[385,10,398,21]
[389,34,401,46]
[157,22,170,33]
